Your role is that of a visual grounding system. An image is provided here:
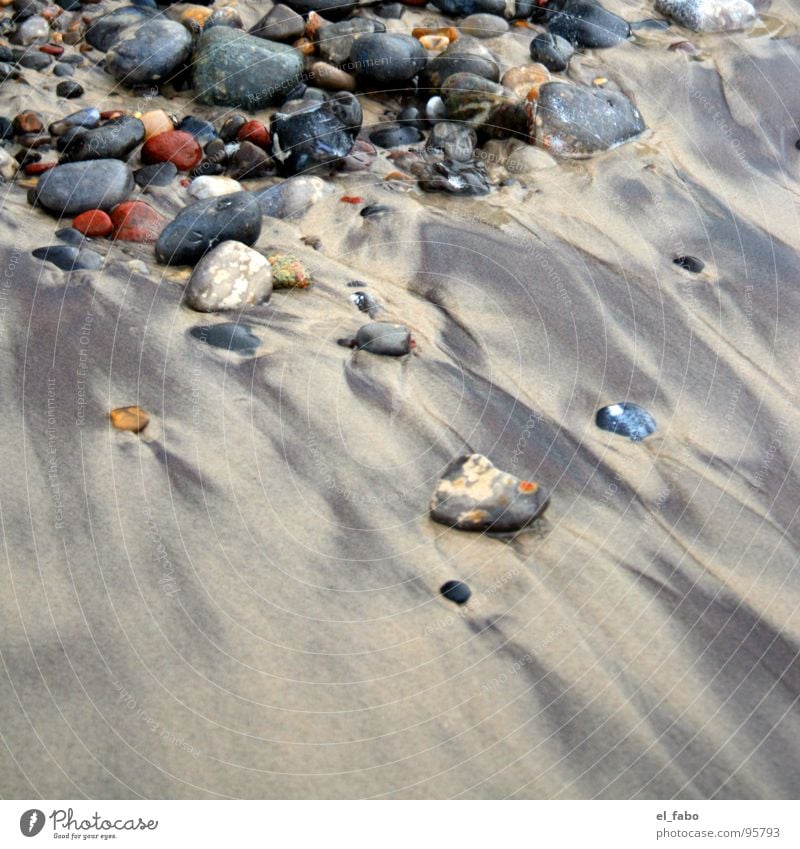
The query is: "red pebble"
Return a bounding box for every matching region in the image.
[340,196,364,204]
[24,162,56,176]
[40,44,64,56]
[73,209,113,238]
[109,201,167,243]
[237,120,270,150]
[141,130,202,171]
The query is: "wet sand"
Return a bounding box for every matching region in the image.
[1,0,800,798]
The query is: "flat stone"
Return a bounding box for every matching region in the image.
[190,322,261,355]
[429,454,550,532]
[431,0,506,17]
[32,245,103,271]
[185,240,272,312]
[30,159,134,215]
[59,116,145,162]
[595,402,657,441]
[254,175,329,217]
[155,191,262,266]
[280,0,361,22]
[193,27,304,110]
[370,125,424,148]
[250,5,305,42]
[106,18,191,84]
[355,321,411,355]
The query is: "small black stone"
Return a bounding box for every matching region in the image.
[55,227,86,246]
[369,125,424,149]
[53,63,74,77]
[56,80,83,99]
[134,161,178,188]
[18,52,52,71]
[178,116,217,144]
[440,580,471,604]
[360,204,390,219]
[0,117,12,140]
[596,402,656,442]
[674,255,704,273]
[190,323,261,355]
[32,245,103,271]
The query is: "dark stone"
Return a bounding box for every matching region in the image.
[106,19,192,85]
[595,403,656,441]
[32,245,103,271]
[422,37,500,90]
[0,117,14,140]
[280,0,361,22]
[56,80,83,99]
[155,191,262,266]
[414,155,491,195]
[18,51,52,71]
[85,6,155,53]
[430,454,550,532]
[318,17,386,66]
[271,93,361,176]
[430,0,506,17]
[542,0,631,49]
[53,63,75,77]
[369,125,424,148]
[30,159,134,215]
[228,140,273,180]
[349,33,428,86]
[375,2,405,19]
[350,290,378,315]
[134,160,177,188]
[55,227,86,245]
[193,26,304,110]
[250,4,305,42]
[360,203,391,218]
[397,105,425,131]
[440,580,471,604]
[355,321,411,356]
[529,31,574,72]
[220,114,247,142]
[533,81,645,157]
[59,116,144,162]
[190,322,261,355]
[674,255,704,273]
[178,116,217,144]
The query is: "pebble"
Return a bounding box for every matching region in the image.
[16,15,49,45]
[155,191,262,266]
[376,2,405,18]
[441,72,506,128]
[85,7,155,52]
[354,321,411,355]
[30,159,134,215]
[49,109,100,136]
[250,5,305,42]
[55,227,86,246]
[268,253,311,289]
[431,0,506,16]
[271,94,361,176]
[177,116,217,144]
[32,244,103,271]
[254,175,329,218]
[56,80,83,99]
[351,290,379,316]
[280,0,360,21]
[13,111,43,135]
[595,403,657,441]
[422,36,500,89]
[655,0,756,31]
[349,33,428,86]
[236,120,270,149]
[106,19,191,85]
[59,116,145,162]
[109,405,149,433]
[53,63,75,77]
[502,63,551,100]
[440,580,471,604]
[543,0,631,49]
[0,147,16,180]
[228,141,273,180]
[426,121,476,161]
[141,130,202,171]
[460,14,509,38]
[110,200,167,242]
[318,18,386,66]
[134,161,177,188]
[188,175,243,200]
[140,109,173,140]
[533,82,646,157]
[529,31,574,72]
[193,26,304,109]
[414,155,491,195]
[190,322,261,355]
[205,8,244,30]
[370,126,425,148]
[429,454,550,532]
[308,62,356,93]
[184,240,272,312]
[674,255,704,273]
[0,118,13,141]
[73,208,113,237]
[18,52,52,71]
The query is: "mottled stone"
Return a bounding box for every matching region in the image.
[529,31,574,72]
[185,240,272,312]
[253,175,329,218]
[268,253,311,289]
[430,454,550,532]
[655,0,756,31]
[106,19,191,84]
[595,403,657,441]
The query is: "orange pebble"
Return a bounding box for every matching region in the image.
[340,196,364,204]
[109,406,150,433]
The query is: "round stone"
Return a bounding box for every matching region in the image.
[460,14,509,38]
[185,240,272,312]
[141,130,202,170]
[105,19,192,85]
[529,31,574,72]
[595,403,657,441]
[674,255,704,273]
[56,80,83,99]
[73,209,113,237]
[236,120,270,149]
[85,7,156,52]
[440,580,471,604]
[30,159,134,215]
[349,33,428,86]
[110,200,167,243]
[140,109,173,140]
[355,322,411,356]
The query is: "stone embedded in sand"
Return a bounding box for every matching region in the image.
[192,27,304,110]
[268,253,311,289]
[13,111,43,135]
[440,580,471,604]
[355,322,411,356]
[59,116,145,162]
[73,209,113,237]
[185,241,272,312]
[188,175,243,201]
[533,81,646,157]
[190,322,262,355]
[30,159,134,215]
[542,0,631,49]
[308,62,357,93]
[106,19,192,85]
[228,141,273,181]
[461,13,509,38]
[427,121,477,161]
[529,32,574,72]
[349,33,428,86]
[134,161,177,189]
[596,402,657,441]
[431,0,506,16]
[430,454,550,532]
[0,147,17,181]
[32,245,103,271]
[502,64,552,100]
[110,200,167,243]
[370,126,425,149]
[56,80,83,99]
[674,255,705,273]
[655,0,756,32]
[254,175,329,218]
[109,405,149,433]
[155,191,262,266]
[250,4,305,42]
[141,130,202,171]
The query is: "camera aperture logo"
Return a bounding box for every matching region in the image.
[20,810,45,837]
[18,808,158,839]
